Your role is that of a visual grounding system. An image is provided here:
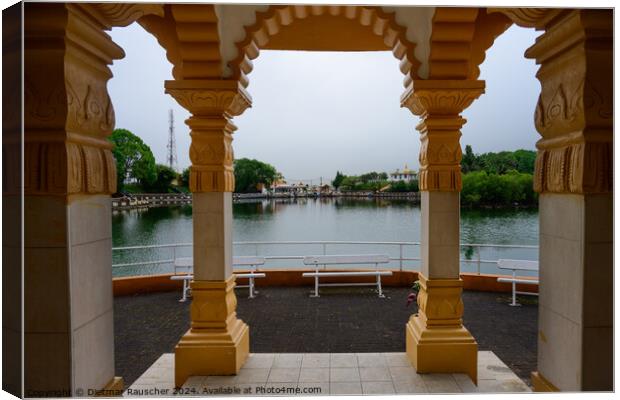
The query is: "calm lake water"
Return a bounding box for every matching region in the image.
[112,198,539,277]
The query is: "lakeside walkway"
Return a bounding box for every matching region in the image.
[114,287,537,389]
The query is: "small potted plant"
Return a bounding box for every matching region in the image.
[406,280,420,307]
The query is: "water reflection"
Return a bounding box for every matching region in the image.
[111,198,539,277]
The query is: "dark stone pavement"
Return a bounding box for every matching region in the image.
[114,286,537,389]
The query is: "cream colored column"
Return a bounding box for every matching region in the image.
[521,9,612,392]
[401,80,484,384]
[24,3,124,395]
[166,80,251,386]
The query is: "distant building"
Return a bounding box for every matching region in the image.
[390,164,418,182]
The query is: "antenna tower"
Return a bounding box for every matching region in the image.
[166,109,178,172]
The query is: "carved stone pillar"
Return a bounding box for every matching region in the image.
[401,80,484,384]
[523,10,612,392]
[166,80,251,386]
[24,3,123,395]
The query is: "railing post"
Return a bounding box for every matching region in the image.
[173,245,177,274]
[399,244,403,271]
[322,243,327,256]
[477,246,481,275]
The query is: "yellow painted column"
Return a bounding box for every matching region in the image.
[166,80,251,387]
[401,80,484,384]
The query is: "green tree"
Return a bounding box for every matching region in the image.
[461,170,537,207]
[109,128,156,191]
[387,180,419,193]
[144,164,178,193]
[513,149,537,174]
[460,146,536,175]
[234,158,278,193]
[332,171,346,190]
[461,144,478,173]
[180,167,190,188]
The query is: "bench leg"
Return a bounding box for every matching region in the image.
[310,275,320,297]
[377,274,385,298]
[179,280,188,303]
[253,268,259,295]
[509,280,521,307]
[248,277,255,299]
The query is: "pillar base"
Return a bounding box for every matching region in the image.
[406,316,478,384]
[175,321,249,387]
[531,371,559,392]
[405,275,477,384]
[174,277,249,387]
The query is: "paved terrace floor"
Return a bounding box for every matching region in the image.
[125,351,530,396]
[114,286,537,390]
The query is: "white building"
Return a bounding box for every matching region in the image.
[389,164,418,182]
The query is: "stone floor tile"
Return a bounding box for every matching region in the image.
[244,354,275,369]
[356,353,387,367]
[329,367,360,382]
[299,368,330,383]
[479,363,518,380]
[330,381,362,395]
[388,366,424,384]
[361,381,396,394]
[384,352,410,367]
[301,353,330,368]
[478,378,532,393]
[236,368,270,384]
[393,380,429,394]
[359,367,391,382]
[273,353,303,368]
[421,374,461,393]
[267,368,300,383]
[205,374,238,385]
[453,373,478,393]
[330,353,357,368]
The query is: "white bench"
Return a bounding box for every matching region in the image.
[302,254,392,298]
[497,259,539,306]
[231,256,266,299]
[170,256,266,301]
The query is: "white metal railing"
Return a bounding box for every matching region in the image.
[111,240,538,277]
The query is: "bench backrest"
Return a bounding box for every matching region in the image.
[233,256,266,266]
[497,259,539,271]
[174,257,193,275]
[303,254,390,266]
[173,256,265,274]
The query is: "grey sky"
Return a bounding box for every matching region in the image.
[109,23,540,183]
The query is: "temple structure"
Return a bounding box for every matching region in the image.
[390,164,418,182]
[10,3,613,395]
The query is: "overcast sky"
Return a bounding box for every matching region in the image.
[109,23,540,183]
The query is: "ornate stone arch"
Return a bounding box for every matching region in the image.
[427,7,513,80]
[229,5,422,89]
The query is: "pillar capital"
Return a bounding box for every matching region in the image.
[165,79,252,118]
[165,80,252,193]
[401,80,485,117]
[24,3,122,196]
[524,10,612,194]
[401,80,484,192]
